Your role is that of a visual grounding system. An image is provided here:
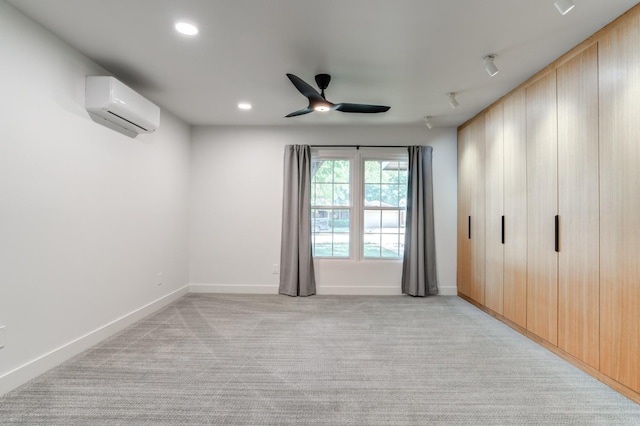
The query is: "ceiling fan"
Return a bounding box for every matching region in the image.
[285,73,390,118]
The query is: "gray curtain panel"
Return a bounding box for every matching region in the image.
[279,145,316,297]
[402,145,438,296]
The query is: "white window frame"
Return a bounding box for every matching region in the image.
[311,147,408,261]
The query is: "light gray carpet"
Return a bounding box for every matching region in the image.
[0,295,638,425]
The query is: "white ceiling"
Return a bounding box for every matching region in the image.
[6,0,639,128]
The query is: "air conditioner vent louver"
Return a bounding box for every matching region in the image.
[107,110,149,132]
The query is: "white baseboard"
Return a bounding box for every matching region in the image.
[190,283,458,296]
[317,285,402,295]
[319,285,457,296]
[0,286,189,397]
[189,284,279,294]
[190,283,403,296]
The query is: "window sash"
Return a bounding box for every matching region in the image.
[311,154,355,259]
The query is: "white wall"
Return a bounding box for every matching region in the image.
[190,125,457,295]
[0,2,191,394]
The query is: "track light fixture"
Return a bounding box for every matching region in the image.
[483,54,499,77]
[425,116,434,129]
[447,93,459,109]
[554,0,575,15]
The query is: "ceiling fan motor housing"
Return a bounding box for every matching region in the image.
[315,74,331,90]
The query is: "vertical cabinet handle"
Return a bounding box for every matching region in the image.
[501,215,505,244]
[468,216,471,239]
[555,215,559,252]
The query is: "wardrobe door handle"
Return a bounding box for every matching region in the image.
[555,215,559,253]
[501,215,505,245]
[468,216,471,239]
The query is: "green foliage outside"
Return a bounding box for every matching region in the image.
[312,160,350,206]
[364,161,407,207]
[311,160,409,208]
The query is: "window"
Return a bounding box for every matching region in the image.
[363,160,408,258]
[311,159,351,257]
[311,149,408,260]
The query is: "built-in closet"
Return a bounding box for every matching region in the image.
[457,117,485,305]
[484,103,504,316]
[598,13,640,395]
[501,91,527,329]
[525,71,559,346]
[556,45,600,369]
[457,5,640,403]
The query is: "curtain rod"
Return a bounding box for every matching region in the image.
[310,145,408,149]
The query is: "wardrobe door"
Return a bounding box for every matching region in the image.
[468,115,486,305]
[599,17,640,393]
[526,72,558,346]
[503,90,527,328]
[557,44,600,369]
[485,104,504,314]
[457,126,472,298]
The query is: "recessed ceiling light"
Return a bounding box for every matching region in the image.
[175,21,198,36]
[238,102,252,110]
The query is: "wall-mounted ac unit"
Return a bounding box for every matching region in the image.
[85,76,160,138]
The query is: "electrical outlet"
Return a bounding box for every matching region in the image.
[272,264,279,274]
[0,326,6,349]
[157,272,163,286]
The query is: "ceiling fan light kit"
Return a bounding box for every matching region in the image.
[285,73,390,118]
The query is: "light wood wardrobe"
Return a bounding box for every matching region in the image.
[457,116,485,305]
[598,12,640,396]
[483,91,527,325]
[457,5,640,403]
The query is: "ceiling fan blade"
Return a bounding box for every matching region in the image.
[286,74,324,103]
[285,107,313,118]
[335,103,390,113]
